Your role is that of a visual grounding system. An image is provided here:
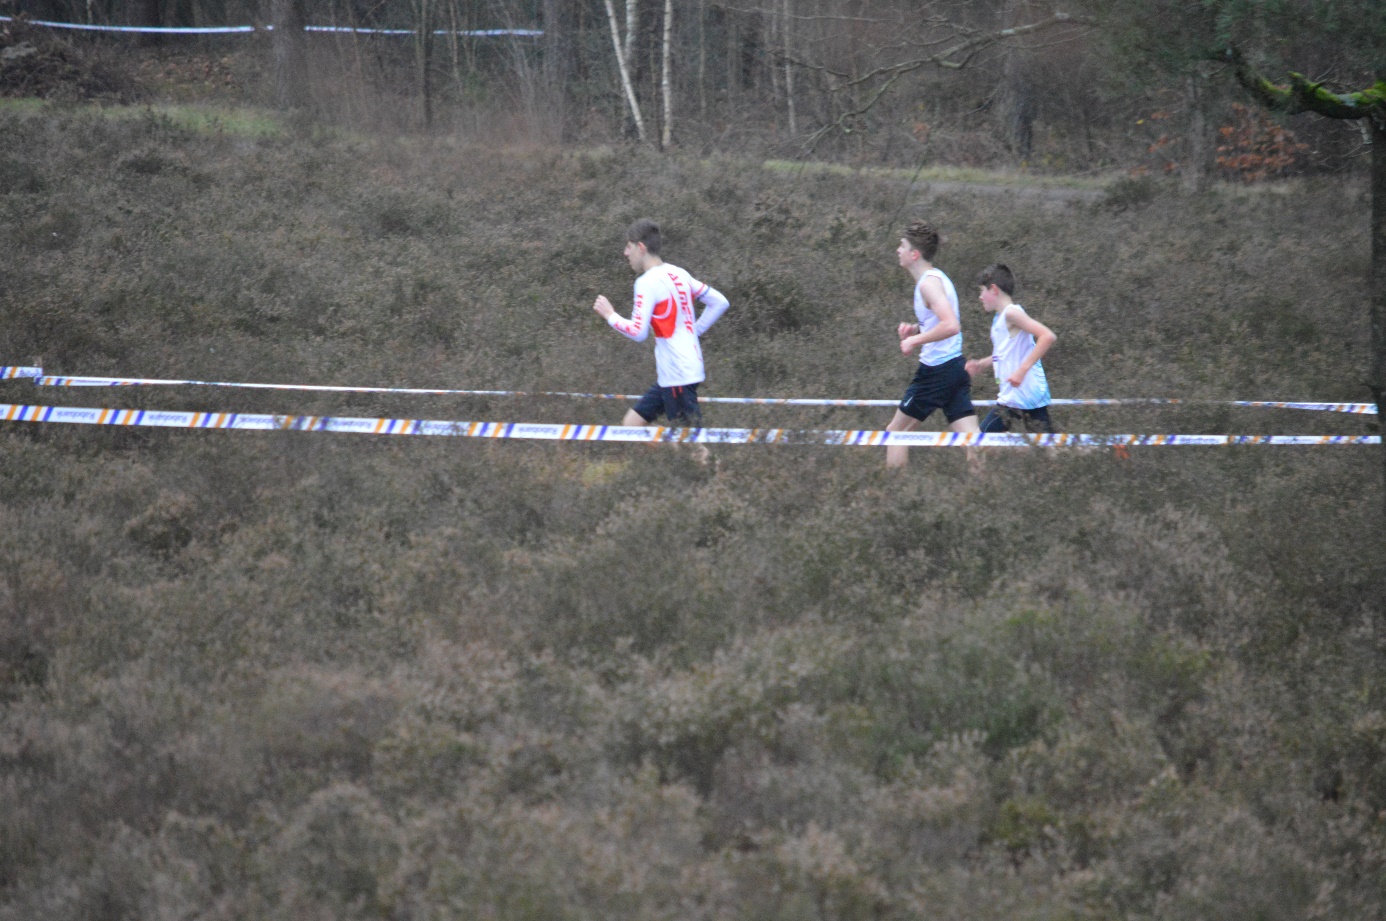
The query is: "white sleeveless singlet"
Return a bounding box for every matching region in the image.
[914,268,963,367]
[991,304,1050,409]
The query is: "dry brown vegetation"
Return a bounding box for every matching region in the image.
[0,18,144,102]
[0,105,1383,919]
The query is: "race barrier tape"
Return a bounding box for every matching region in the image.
[0,403,1378,447]
[0,15,541,36]
[4,366,1377,414]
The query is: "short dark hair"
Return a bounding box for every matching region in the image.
[626,218,662,256]
[975,263,1016,296]
[903,220,940,262]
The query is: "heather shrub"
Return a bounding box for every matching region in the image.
[0,105,1383,919]
[413,768,709,921]
[745,823,890,921]
[615,627,852,793]
[256,783,403,920]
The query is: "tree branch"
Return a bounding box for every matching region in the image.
[802,68,913,153]
[1221,46,1385,121]
[815,13,1091,86]
[797,12,1093,151]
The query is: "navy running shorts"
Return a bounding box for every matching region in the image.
[633,382,703,425]
[898,356,976,423]
[980,405,1055,434]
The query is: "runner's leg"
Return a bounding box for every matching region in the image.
[949,412,982,474]
[886,410,921,469]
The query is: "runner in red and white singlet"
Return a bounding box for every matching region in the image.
[593,219,729,431]
[607,261,727,387]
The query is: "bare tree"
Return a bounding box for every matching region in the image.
[793,9,1093,152]
[137,0,163,47]
[603,0,649,141]
[661,0,674,148]
[1183,69,1210,191]
[413,0,437,129]
[998,2,1034,160]
[698,0,708,119]
[1089,0,1228,188]
[782,0,796,135]
[1221,49,1386,511]
[272,0,309,109]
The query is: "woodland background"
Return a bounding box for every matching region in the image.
[4,0,1381,179]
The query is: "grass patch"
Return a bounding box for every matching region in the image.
[762,158,1114,191]
[0,97,282,137]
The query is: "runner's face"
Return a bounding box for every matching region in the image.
[979,284,1002,311]
[624,240,645,272]
[897,238,917,267]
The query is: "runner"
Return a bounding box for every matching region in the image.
[592,219,730,433]
[886,220,980,469]
[965,263,1058,434]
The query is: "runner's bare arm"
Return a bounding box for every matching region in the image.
[1002,305,1056,387]
[900,276,959,354]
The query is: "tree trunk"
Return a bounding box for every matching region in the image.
[1004,71,1035,161]
[448,0,462,92]
[1217,49,1386,514]
[138,0,163,47]
[543,0,562,87]
[769,4,782,109]
[602,0,648,141]
[1371,115,1386,513]
[168,0,193,29]
[417,0,435,130]
[998,2,1035,163]
[698,0,707,121]
[649,33,659,139]
[782,0,796,136]
[272,0,309,110]
[540,0,570,138]
[661,0,673,149]
[1184,72,1210,192]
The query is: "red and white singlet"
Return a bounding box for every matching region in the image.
[607,263,729,387]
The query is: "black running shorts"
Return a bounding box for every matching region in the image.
[898,356,976,423]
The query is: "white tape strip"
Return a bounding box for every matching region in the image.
[0,15,540,36]
[9,367,1377,414]
[0,403,1377,447]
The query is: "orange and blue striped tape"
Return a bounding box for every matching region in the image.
[0,403,1376,447]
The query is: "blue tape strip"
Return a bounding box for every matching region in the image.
[0,15,541,37]
[4,366,1379,415]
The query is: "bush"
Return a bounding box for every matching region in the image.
[0,108,1383,920]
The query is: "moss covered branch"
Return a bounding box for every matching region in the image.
[1221,46,1385,120]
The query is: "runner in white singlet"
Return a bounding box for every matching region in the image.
[913,267,963,368]
[964,263,1057,434]
[885,220,980,469]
